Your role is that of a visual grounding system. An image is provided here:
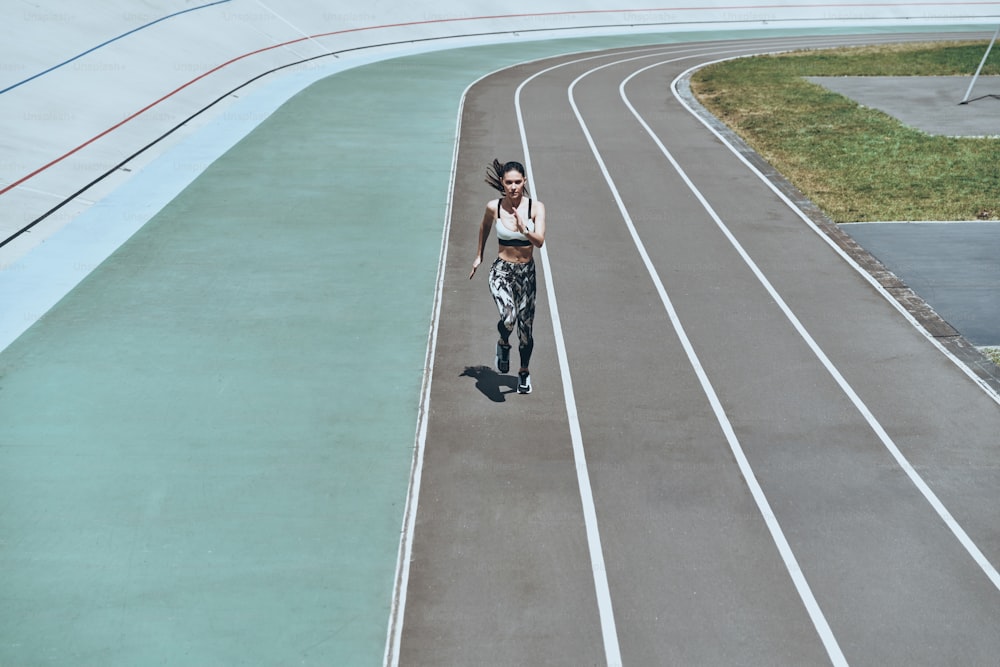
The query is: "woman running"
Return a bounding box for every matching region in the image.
[469,159,546,394]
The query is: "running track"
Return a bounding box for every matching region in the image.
[3,26,1000,667]
[392,32,1000,666]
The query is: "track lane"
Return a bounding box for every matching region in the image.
[395,60,606,666]
[663,55,1000,584]
[542,42,853,665]
[570,37,1000,664]
[398,32,1000,666]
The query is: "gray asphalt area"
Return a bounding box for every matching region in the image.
[844,222,1000,347]
[807,75,1000,136]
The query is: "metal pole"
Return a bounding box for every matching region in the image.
[960,24,1000,104]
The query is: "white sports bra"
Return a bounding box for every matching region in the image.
[496,198,534,247]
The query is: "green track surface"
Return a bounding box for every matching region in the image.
[0,27,947,666]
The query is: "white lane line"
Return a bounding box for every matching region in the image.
[383,46,678,667]
[513,43,731,667]
[633,56,1000,589]
[516,53,650,667]
[382,70,487,666]
[383,37,879,666]
[509,38,852,666]
[383,43,730,667]
[565,53,849,667]
[518,40,821,663]
[516,43,778,667]
[670,52,1000,409]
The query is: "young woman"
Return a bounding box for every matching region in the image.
[469,159,546,394]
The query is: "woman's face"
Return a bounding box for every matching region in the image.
[502,170,525,199]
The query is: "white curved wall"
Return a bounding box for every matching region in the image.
[1,1,997,255]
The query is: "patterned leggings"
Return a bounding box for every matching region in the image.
[489,258,536,369]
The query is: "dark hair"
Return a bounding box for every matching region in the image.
[485,158,529,195]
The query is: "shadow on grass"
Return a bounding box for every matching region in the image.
[461,365,517,402]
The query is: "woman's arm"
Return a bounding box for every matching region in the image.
[469,202,495,279]
[518,200,545,248]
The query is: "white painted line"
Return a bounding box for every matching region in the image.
[564,50,849,666]
[516,50,658,667]
[847,220,990,225]
[671,54,1000,409]
[626,54,1000,591]
[667,54,1000,589]
[0,57,424,356]
[506,39,844,665]
[381,35,921,665]
[534,237,623,667]
[253,0,334,57]
[382,67,500,666]
[382,45,706,667]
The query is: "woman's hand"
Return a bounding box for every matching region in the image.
[469,256,482,279]
[511,206,526,234]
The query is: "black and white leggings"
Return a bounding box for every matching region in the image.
[489,257,536,369]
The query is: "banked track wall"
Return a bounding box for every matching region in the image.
[2,0,999,253]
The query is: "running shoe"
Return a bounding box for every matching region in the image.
[517,370,532,394]
[496,341,510,374]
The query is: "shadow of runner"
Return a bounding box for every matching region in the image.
[461,365,517,402]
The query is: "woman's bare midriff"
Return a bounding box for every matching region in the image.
[497,245,533,263]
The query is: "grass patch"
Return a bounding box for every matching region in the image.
[981,347,1000,367]
[690,41,1000,222]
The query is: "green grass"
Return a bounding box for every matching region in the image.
[690,41,1000,222]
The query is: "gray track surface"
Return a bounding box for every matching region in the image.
[397,34,1000,666]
